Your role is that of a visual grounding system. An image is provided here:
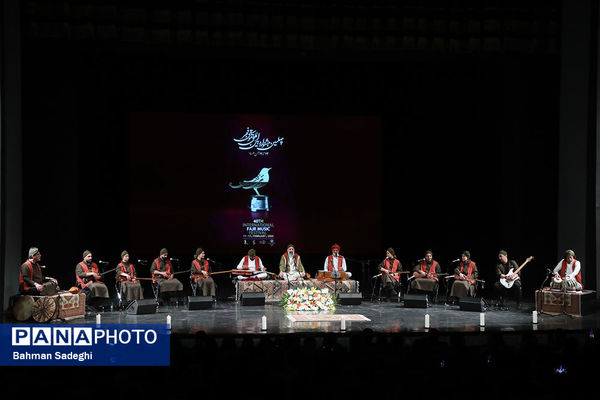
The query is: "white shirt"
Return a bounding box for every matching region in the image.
[287,253,298,273]
[236,256,265,271]
[323,255,347,271]
[553,260,581,279]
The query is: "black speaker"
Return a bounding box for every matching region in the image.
[337,292,362,305]
[459,297,484,311]
[187,296,213,310]
[404,293,428,308]
[126,299,157,315]
[241,292,265,306]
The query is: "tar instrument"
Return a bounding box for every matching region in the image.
[99,266,119,276]
[500,256,534,289]
[407,272,448,281]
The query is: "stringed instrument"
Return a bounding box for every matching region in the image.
[500,256,534,289]
[153,268,193,282]
[99,266,119,276]
[408,272,448,281]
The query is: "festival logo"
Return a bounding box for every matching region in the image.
[233,127,284,156]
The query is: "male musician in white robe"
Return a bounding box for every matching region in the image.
[552,249,583,291]
[279,244,305,281]
[493,250,521,309]
[323,243,351,278]
[236,248,268,280]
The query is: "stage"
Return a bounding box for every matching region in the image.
[9,298,598,334]
[2,297,600,396]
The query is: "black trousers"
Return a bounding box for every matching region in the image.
[493,280,522,305]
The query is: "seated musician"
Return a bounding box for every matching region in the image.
[19,247,58,296]
[323,243,351,278]
[378,247,402,301]
[410,250,440,293]
[76,250,109,308]
[151,248,184,302]
[449,250,478,303]
[279,244,306,281]
[116,250,144,302]
[552,249,583,291]
[493,250,521,309]
[191,248,216,297]
[235,248,268,280]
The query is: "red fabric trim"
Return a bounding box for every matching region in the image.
[561,259,583,288]
[242,256,261,270]
[327,255,344,271]
[459,261,475,283]
[420,260,439,281]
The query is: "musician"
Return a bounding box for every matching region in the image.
[235,248,268,281]
[323,243,351,278]
[191,248,216,296]
[19,247,58,295]
[150,248,184,302]
[410,250,440,293]
[493,250,521,309]
[75,250,109,305]
[378,247,402,301]
[449,250,478,301]
[552,249,583,290]
[279,244,306,280]
[116,250,144,302]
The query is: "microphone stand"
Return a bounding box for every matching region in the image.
[560,275,575,318]
[537,268,552,315]
[345,257,377,299]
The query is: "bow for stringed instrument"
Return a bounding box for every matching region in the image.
[500,256,534,289]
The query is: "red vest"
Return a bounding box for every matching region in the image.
[419,260,439,281]
[118,262,137,282]
[192,259,210,282]
[242,256,261,270]
[458,261,476,283]
[76,262,101,288]
[154,258,172,274]
[327,255,344,271]
[383,258,400,282]
[560,259,583,288]
[19,261,41,291]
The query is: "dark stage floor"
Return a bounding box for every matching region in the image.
[3,298,600,397]
[19,299,600,335]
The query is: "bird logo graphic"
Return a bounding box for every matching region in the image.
[229,167,271,195]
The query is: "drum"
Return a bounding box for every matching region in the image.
[31,296,58,323]
[564,277,578,291]
[550,276,563,290]
[12,295,34,321]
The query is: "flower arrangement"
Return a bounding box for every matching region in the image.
[281,287,336,311]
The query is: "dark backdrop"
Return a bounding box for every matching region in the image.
[20,5,559,299]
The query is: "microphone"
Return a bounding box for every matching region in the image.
[40,265,46,269]
[450,259,460,263]
[137,259,148,264]
[98,260,110,264]
[169,258,180,262]
[547,268,555,275]
[416,258,425,262]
